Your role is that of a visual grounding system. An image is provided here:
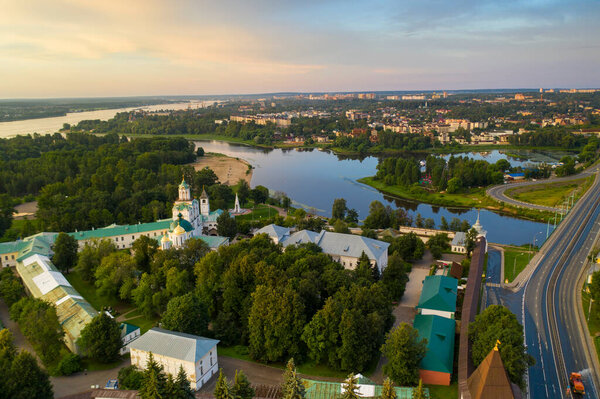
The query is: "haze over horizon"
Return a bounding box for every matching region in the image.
[2,0,599,98]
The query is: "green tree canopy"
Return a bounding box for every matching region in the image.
[468,305,534,389]
[332,198,348,220]
[139,353,168,399]
[77,312,122,363]
[161,293,209,336]
[381,377,397,399]
[341,374,360,399]
[52,232,79,273]
[381,323,427,386]
[231,369,254,399]
[281,359,305,399]
[214,369,234,399]
[217,211,238,239]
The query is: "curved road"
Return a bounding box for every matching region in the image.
[513,165,600,398]
[486,163,600,212]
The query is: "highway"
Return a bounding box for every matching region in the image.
[509,167,600,398]
[486,163,600,212]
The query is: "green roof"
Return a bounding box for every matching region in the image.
[0,240,28,255]
[16,233,58,262]
[179,178,189,189]
[302,379,424,399]
[417,275,458,313]
[414,314,456,374]
[121,322,140,336]
[171,214,194,232]
[69,220,172,241]
[198,235,228,249]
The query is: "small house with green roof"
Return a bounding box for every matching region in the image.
[302,374,426,399]
[417,275,458,319]
[119,322,141,355]
[414,313,456,386]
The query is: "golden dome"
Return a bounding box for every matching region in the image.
[173,225,186,236]
[161,235,171,243]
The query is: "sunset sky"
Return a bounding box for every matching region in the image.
[1,0,599,98]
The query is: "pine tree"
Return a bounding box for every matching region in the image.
[281,358,305,399]
[412,379,427,399]
[380,378,397,399]
[231,370,254,399]
[139,353,167,399]
[214,369,234,399]
[341,374,360,399]
[175,365,195,399]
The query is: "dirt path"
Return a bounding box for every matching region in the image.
[13,201,38,220]
[192,154,253,186]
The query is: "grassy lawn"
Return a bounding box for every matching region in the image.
[504,248,535,282]
[427,383,458,399]
[506,177,591,208]
[234,204,279,221]
[582,291,600,362]
[123,315,159,334]
[218,345,352,379]
[82,355,127,372]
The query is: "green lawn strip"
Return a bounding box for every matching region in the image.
[503,249,535,282]
[506,178,588,208]
[234,204,278,221]
[426,383,458,399]
[218,345,352,379]
[82,355,127,372]
[65,272,133,313]
[582,291,600,362]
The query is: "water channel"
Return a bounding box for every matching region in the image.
[193,140,556,246]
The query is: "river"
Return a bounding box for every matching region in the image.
[0,101,216,138]
[193,140,552,246]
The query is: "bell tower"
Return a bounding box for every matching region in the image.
[200,186,209,216]
[178,176,191,201]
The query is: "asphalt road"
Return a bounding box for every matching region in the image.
[486,163,600,212]
[516,166,600,398]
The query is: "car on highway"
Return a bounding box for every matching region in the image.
[569,372,585,395]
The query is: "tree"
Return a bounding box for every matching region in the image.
[52,232,78,273]
[590,271,600,301]
[139,353,167,399]
[281,359,305,399]
[170,366,195,399]
[217,211,238,239]
[381,323,427,386]
[9,297,64,365]
[411,379,427,399]
[196,146,205,157]
[55,353,82,376]
[250,185,269,204]
[427,233,450,260]
[332,198,348,220]
[334,219,350,234]
[382,252,410,300]
[118,365,144,390]
[0,194,15,238]
[0,268,25,307]
[345,208,359,224]
[465,227,478,256]
[341,374,360,399]
[231,370,254,399]
[237,180,250,205]
[95,252,137,299]
[77,312,122,363]
[214,369,233,399]
[381,378,397,399]
[7,351,54,399]
[161,293,209,336]
[389,233,425,262]
[440,216,449,231]
[75,239,117,282]
[132,235,159,273]
[446,177,462,194]
[469,305,534,389]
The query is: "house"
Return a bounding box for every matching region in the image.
[119,322,141,355]
[256,226,390,272]
[129,328,219,391]
[414,314,456,386]
[504,172,525,181]
[465,343,519,399]
[417,275,458,319]
[254,224,291,244]
[451,232,467,253]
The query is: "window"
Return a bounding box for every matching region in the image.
[132,235,135,240]
[201,366,203,375]
[121,237,124,241]
[4,256,7,261]
[11,255,14,260]
[115,238,118,242]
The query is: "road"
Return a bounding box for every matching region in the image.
[509,165,600,398]
[486,163,600,212]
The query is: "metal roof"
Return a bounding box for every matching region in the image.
[69,220,172,241]
[414,314,456,374]
[417,275,458,312]
[254,224,291,242]
[128,327,219,363]
[302,379,423,399]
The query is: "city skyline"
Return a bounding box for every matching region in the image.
[2,0,600,98]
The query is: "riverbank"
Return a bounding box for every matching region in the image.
[505,176,593,208]
[358,176,554,223]
[191,153,253,185]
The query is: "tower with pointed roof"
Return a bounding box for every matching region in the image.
[467,342,517,399]
[200,186,210,216]
[233,193,241,213]
[178,176,191,201]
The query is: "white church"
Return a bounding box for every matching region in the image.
[160,178,224,250]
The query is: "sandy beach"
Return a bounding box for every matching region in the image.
[191,153,253,186]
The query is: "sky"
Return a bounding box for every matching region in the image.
[1,0,599,98]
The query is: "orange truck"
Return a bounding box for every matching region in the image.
[570,372,585,395]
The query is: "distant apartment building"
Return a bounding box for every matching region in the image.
[402,95,426,100]
[230,114,291,127]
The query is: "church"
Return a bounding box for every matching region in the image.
[160,178,224,250]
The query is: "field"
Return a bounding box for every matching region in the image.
[505,177,591,208]
[503,247,535,282]
[234,204,280,221]
[427,383,458,399]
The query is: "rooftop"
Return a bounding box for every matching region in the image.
[128,327,219,363]
[414,314,456,374]
[417,275,458,313]
[467,345,516,399]
[69,220,172,241]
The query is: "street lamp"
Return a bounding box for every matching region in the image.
[530,231,542,262]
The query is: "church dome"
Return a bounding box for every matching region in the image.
[173,225,186,236]
[170,213,194,232]
[161,235,171,243]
